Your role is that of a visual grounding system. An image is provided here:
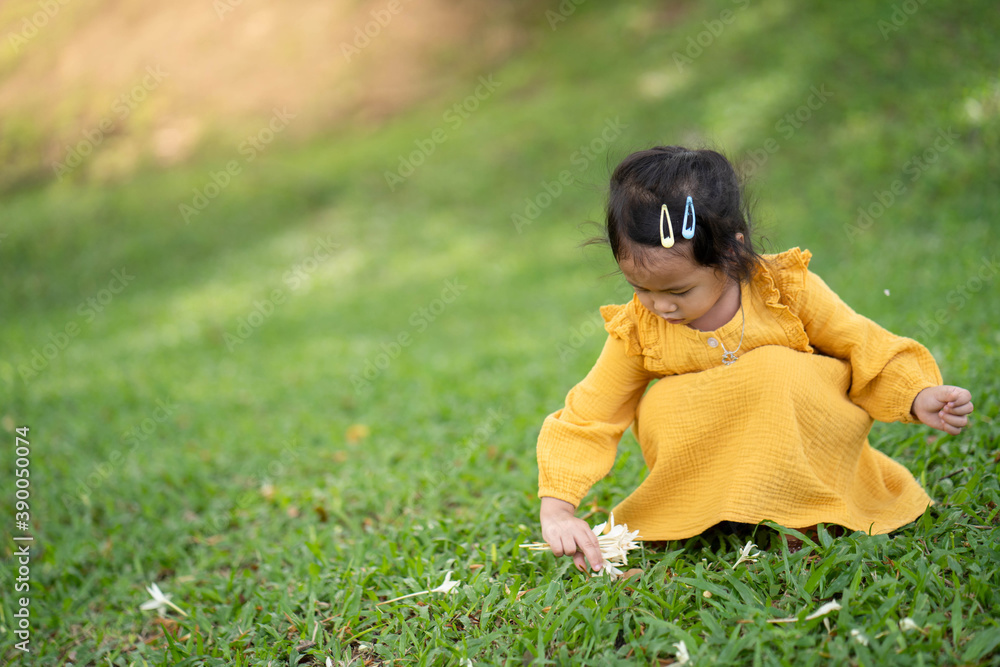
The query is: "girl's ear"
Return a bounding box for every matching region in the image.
[735,232,745,243]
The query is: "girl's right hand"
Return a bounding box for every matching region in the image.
[911,385,974,435]
[539,497,605,573]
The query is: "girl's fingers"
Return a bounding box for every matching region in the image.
[945,386,973,404]
[552,535,573,558]
[582,534,604,571]
[940,412,968,429]
[566,535,602,572]
[936,420,959,435]
[946,401,974,416]
[563,535,582,560]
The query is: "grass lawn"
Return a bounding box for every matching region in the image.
[1,0,999,664]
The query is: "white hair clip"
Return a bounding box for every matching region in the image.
[659,204,675,248]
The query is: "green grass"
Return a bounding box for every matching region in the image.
[1,0,999,664]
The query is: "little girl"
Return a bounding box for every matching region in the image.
[537,146,974,573]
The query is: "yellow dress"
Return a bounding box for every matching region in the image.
[536,248,942,539]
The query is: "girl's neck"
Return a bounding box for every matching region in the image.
[687,279,742,332]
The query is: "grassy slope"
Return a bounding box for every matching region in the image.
[1,0,999,664]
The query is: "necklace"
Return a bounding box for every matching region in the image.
[720,305,745,365]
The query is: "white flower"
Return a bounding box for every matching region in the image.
[139,583,188,617]
[767,599,841,624]
[326,659,334,667]
[598,562,623,578]
[429,571,461,595]
[884,289,891,296]
[850,628,869,646]
[732,541,761,568]
[804,600,842,621]
[899,617,920,632]
[586,513,642,578]
[139,583,169,614]
[376,571,462,606]
[673,640,691,665]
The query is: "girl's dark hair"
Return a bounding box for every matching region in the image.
[596,146,760,284]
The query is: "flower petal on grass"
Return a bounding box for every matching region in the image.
[139,583,168,612]
[673,640,691,665]
[767,599,841,624]
[732,541,761,568]
[804,600,842,621]
[140,583,188,617]
[429,571,460,594]
[376,571,462,606]
[899,617,921,632]
[593,562,623,578]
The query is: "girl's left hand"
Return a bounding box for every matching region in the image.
[911,385,974,435]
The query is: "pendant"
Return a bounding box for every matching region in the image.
[722,351,739,365]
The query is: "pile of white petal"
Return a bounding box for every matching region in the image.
[519,513,642,578]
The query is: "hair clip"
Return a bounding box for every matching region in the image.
[659,204,675,248]
[682,195,696,239]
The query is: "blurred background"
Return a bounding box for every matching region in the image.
[1,0,998,662]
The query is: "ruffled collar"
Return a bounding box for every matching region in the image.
[600,248,814,373]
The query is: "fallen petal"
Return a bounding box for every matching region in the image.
[767,599,841,624]
[429,571,461,595]
[804,600,842,621]
[673,640,691,665]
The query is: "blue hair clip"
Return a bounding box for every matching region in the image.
[682,195,696,240]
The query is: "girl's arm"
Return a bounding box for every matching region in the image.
[791,268,972,432]
[536,332,650,569]
[537,333,650,505]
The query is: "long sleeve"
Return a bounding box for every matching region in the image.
[537,333,652,506]
[790,268,943,423]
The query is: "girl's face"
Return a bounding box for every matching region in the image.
[618,246,739,331]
